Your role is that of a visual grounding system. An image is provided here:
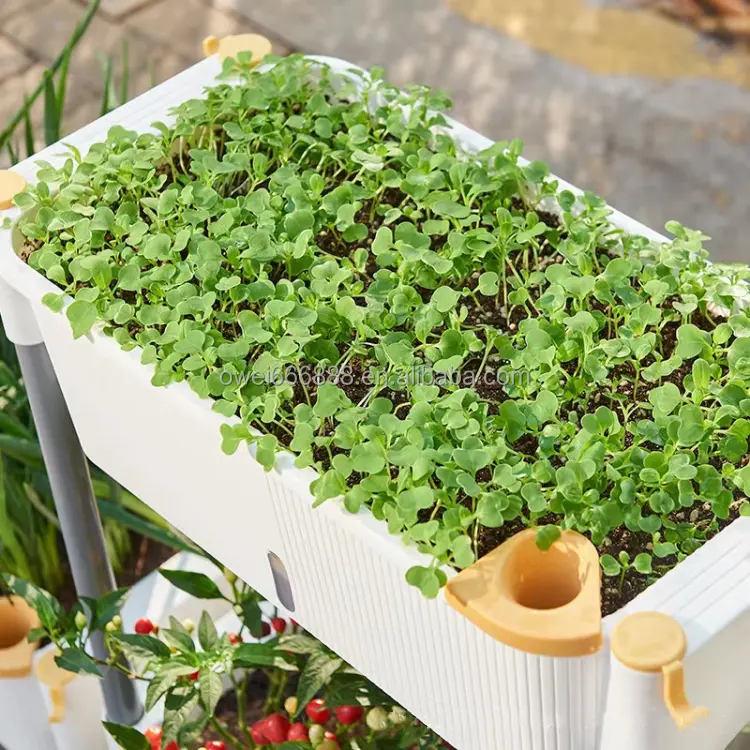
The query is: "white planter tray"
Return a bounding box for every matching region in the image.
[1,54,749,750]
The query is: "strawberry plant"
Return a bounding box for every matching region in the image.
[14,53,750,613]
[2,568,445,749]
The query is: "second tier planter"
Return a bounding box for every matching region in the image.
[1,49,750,750]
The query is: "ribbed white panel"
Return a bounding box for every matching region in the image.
[268,470,608,750]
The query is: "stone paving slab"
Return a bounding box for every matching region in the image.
[0,35,35,83]
[1,0,50,23]
[4,0,156,94]
[221,0,750,262]
[125,0,248,62]
[100,0,158,20]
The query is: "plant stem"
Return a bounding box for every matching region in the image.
[209,716,244,750]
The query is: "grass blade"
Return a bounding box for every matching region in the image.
[56,46,72,121]
[6,142,18,166]
[23,98,34,158]
[43,72,60,146]
[100,53,112,117]
[119,39,129,106]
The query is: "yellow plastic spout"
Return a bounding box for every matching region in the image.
[445,529,603,657]
[202,33,272,65]
[0,170,27,210]
[36,649,75,724]
[611,611,709,729]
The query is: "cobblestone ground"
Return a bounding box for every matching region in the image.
[0,0,292,163]
[2,0,749,262]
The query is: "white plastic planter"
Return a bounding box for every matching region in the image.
[1,54,749,750]
[0,597,55,750]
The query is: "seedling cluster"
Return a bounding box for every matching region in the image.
[16,54,750,610]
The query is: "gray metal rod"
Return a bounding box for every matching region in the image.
[16,342,143,726]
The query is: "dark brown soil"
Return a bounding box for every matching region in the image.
[57,532,175,610]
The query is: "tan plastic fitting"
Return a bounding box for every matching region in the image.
[611,611,709,729]
[202,33,272,65]
[0,170,27,210]
[445,529,603,657]
[36,649,75,723]
[0,596,41,679]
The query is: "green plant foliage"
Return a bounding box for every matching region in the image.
[16,54,750,600]
[4,567,444,750]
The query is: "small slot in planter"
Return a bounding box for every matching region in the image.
[268,551,295,612]
[445,529,602,657]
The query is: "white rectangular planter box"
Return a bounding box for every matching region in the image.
[1,55,749,750]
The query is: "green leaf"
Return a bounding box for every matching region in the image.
[648,383,681,415]
[600,555,622,577]
[158,569,224,600]
[295,650,344,716]
[432,198,471,219]
[197,610,218,651]
[111,633,171,660]
[42,292,66,312]
[233,642,290,668]
[675,324,707,359]
[431,286,460,313]
[161,628,195,653]
[633,553,653,575]
[103,723,150,750]
[478,271,499,296]
[43,72,60,146]
[55,648,102,677]
[238,596,263,638]
[535,525,561,551]
[66,300,98,338]
[405,566,446,598]
[199,670,222,715]
[451,535,475,568]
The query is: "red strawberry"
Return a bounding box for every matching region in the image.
[325,730,337,740]
[134,618,155,635]
[306,698,331,723]
[205,742,227,750]
[263,713,291,744]
[251,720,268,744]
[287,722,308,742]
[164,743,179,750]
[335,705,364,724]
[189,670,199,681]
[271,617,286,634]
[227,632,242,645]
[261,621,271,637]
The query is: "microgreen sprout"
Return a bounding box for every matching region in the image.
[17,55,750,611]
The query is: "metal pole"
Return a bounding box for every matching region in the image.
[16,342,143,726]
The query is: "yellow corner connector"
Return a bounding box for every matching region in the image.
[0,170,27,210]
[445,529,603,657]
[202,33,272,65]
[611,611,709,729]
[0,596,41,679]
